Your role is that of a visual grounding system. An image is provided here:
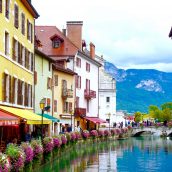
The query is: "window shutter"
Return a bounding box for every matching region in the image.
[63,102,66,113]
[9,75,12,103]
[54,100,57,112]
[31,23,33,43]
[54,75,58,86]
[80,76,81,89]
[75,76,78,88]
[34,71,37,85]
[21,13,25,35]
[18,42,21,64]
[27,19,29,40]
[69,102,72,112]
[30,85,32,107]
[25,49,29,69]
[21,81,24,105]
[12,77,15,104]
[31,53,33,71]
[47,98,50,112]
[24,83,28,106]
[12,38,16,61]
[2,73,7,102]
[14,4,19,28]
[0,0,2,13]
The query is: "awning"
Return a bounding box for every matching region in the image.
[0,106,51,125]
[0,110,19,126]
[37,113,60,122]
[84,117,107,124]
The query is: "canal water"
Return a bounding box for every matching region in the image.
[39,136,172,172]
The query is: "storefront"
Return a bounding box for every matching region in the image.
[83,117,107,131]
[0,106,51,143]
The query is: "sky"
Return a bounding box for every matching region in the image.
[32,0,172,72]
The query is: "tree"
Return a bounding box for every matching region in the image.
[161,102,172,110]
[162,108,172,122]
[134,111,142,122]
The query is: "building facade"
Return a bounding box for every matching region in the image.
[95,55,117,127]
[53,64,76,133]
[0,0,38,109]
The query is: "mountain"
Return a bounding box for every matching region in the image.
[104,61,172,113]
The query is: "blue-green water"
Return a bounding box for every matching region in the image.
[39,136,172,172]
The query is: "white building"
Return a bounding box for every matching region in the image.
[95,55,117,127]
[65,21,102,130]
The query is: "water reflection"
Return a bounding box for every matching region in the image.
[39,136,172,172]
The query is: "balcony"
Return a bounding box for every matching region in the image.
[74,108,86,117]
[84,89,96,99]
[62,89,73,99]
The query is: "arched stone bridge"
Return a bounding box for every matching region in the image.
[131,127,172,137]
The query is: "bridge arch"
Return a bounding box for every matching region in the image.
[133,131,147,137]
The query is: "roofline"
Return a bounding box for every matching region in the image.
[21,0,39,19]
[35,48,55,62]
[52,64,77,75]
[78,51,102,67]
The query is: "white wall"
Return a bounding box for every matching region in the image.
[74,53,99,117]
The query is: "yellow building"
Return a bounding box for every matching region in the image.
[53,65,76,133]
[0,0,39,109]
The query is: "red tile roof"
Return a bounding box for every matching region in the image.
[35,26,78,58]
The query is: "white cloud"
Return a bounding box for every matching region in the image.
[32,0,172,72]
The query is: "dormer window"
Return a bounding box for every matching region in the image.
[52,39,61,48]
[50,34,64,49]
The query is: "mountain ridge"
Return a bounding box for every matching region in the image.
[104,61,172,113]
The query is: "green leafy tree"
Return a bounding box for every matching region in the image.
[161,102,172,110]
[134,111,142,122]
[161,108,172,121]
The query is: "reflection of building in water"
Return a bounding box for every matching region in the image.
[98,149,117,172]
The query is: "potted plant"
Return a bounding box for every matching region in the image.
[6,143,25,172]
[21,142,34,172]
[0,153,10,172]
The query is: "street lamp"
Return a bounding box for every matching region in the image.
[108,113,111,131]
[40,98,46,140]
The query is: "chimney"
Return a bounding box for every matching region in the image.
[62,29,66,36]
[66,21,83,50]
[90,42,95,59]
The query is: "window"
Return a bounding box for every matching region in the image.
[13,38,18,61]
[76,76,81,89]
[14,4,19,28]
[106,97,110,103]
[34,71,37,85]
[47,77,52,89]
[17,79,22,105]
[21,81,25,105]
[76,97,79,108]
[28,51,31,70]
[52,39,61,48]
[24,83,28,106]
[86,79,90,90]
[86,62,90,72]
[69,102,72,113]
[27,20,32,42]
[54,75,58,86]
[21,46,25,66]
[76,57,81,67]
[28,84,32,107]
[21,13,25,35]
[3,73,10,102]
[5,0,9,19]
[0,0,2,13]
[13,78,18,104]
[87,100,89,112]
[54,100,57,112]
[5,31,9,56]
